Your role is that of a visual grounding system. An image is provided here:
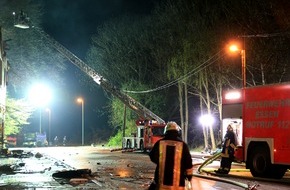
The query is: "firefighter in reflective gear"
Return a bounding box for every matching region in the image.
[149,121,193,190]
[215,124,237,174]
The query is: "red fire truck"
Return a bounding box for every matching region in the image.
[222,83,290,179]
[123,120,165,152]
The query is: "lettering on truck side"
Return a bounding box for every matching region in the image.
[245,100,290,129]
[246,121,274,128]
[278,121,290,129]
[246,99,290,109]
[255,110,279,118]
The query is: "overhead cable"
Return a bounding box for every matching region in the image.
[124,50,225,94]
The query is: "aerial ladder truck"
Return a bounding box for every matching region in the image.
[13,11,166,151]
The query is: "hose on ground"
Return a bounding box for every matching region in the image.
[192,152,257,190]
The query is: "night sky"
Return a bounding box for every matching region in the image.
[32,0,158,144]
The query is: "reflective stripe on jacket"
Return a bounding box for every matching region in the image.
[158,140,183,189]
[149,133,193,190]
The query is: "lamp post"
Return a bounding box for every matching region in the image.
[39,109,42,134]
[46,108,51,145]
[241,50,246,88]
[77,98,84,146]
[229,44,246,88]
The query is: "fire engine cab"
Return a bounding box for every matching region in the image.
[123,120,165,152]
[222,83,290,179]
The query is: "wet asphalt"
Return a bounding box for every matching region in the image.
[0,149,96,189]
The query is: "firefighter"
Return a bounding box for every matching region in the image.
[54,136,58,146]
[63,136,67,146]
[215,124,238,174]
[149,121,193,190]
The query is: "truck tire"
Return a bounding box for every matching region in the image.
[249,146,271,178]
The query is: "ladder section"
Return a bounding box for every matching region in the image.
[100,79,165,124]
[35,28,102,84]
[35,28,165,124]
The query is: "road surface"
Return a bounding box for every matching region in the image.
[1,146,290,189]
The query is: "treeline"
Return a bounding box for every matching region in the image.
[86,0,290,148]
[1,0,289,148]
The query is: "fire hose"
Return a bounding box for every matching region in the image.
[189,152,259,190]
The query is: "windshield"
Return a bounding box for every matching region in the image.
[152,127,164,136]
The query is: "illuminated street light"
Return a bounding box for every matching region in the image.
[229,44,246,88]
[29,83,52,107]
[199,114,214,152]
[29,83,52,134]
[77,97,85,146]
[199,114,214,127]
[46,108,51,146]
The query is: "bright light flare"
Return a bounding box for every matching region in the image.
[29,83,52,107]
[77,97,84,103]
[229,45,239,52]
[199,114,214,126]
[227,41,242,55]
[46,108,51,113]
[225,91,241,100]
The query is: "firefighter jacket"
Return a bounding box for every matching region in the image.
[221,130,237,159]
[149,131,193,190]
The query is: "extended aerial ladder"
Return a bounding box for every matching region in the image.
[13,11,165,124]
[35,28,165,124]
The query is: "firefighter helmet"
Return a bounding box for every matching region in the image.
[164,121,181,134]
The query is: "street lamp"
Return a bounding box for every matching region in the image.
[229,44,246,88]
[46,108,51,146]
[77,97,84,146]
[29,83,52,134]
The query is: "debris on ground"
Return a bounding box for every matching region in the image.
[52,169,92,178]
[52,169,93,186]
[0,164,15,174]
[35,152,43,158]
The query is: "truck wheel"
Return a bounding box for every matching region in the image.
[126,140,131,149]
[249,146,271,178]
